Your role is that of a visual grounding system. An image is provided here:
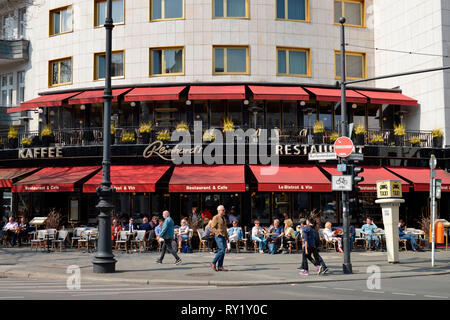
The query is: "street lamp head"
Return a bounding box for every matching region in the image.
[429,154,437,170]
[339,17,346,24]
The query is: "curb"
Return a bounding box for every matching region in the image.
[2,269,450,287]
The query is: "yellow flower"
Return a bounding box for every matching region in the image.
[176,121,189,132]
[8,126,18,139]
[223,116,235,133]
[353,122,366,135]
[330,132,339,142]
[432,129,443,138]
[139,121,152,133]
[41,124,53,137]
[313,120,324,133]
[21,137,32,146]
[370,133,384,144]
[394,123,405,136]
[409,136,421,145]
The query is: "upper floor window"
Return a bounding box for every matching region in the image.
[94,51,124,80]
[276,0,308,21]
[213,46,249,75]
[49,57,72,87]
[18,8,26,38]
[277,47,310,77]
[334,0,364,27]
[95,0,124,27]
[150,47,184,76]
[213,0,249,19]
[1,73,14,107]
[50,6,72,36]
[17,71,25,104]
[335,51,366,80]
[151,0,184,21]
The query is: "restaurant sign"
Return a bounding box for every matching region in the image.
[18,147,63,159]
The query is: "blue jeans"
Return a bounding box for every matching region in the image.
[400,234,417,250]
[212,235,226,268]
[365,234,379,249]
[252,236,267,250]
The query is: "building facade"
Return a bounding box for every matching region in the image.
[0,0,449,230]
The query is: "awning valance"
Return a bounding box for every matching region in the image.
[0,168,40,188]
[355,90,418,106]
[304,87,367,104]
[188,86,246,100]
[386,167,450,192]
[124,86,186,102]
[68,88,132,105]
[249,86,309,101]
[7,92,82,113]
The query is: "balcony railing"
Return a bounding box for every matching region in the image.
[0,39,29,61]
[0,126,436,149]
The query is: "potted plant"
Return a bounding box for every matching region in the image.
[223,117,235,133]
[313,120,324,144]
[139,121,153,144]
[330,131,339,143]
[176,121,190,133]
[353,122,366,145]
[370,133,384,145]
[409,136,421,147]
[40,124,54,147]
[7,126,18,149]
[432,129,443,148]
[121,130,136,144]
[157,130,171,142]
[111,123,116,145]
[394,123,406,146]
[203,129,216,142]
[21,136,32,148]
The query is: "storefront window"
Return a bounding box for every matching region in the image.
[61,106,72,129]
[282,102,297,129]
[73,106,84,129]
[321,193,337,224]
[194,102,208,127]
[249,103,264,129]
[273,192,290,221]
[90,104,103,128]
[210,101,225,128]
[152,194,170,217]
[319,104,333,130]
[202,194,221,216]
[223,194,241,222]
[368,104,381,130]
[266,101,281,129]
[227,101,243,127]
[352,105,366,130]
[181,194,200,218]
[251,192,270,225]
[303,106,317,131]
[293,193,309,221]
[132,194,150,218]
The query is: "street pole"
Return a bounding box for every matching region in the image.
[430,154,437,267]
[93,0,116,273]
[340,17,352,274]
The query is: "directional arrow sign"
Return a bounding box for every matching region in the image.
[334,136,354,158]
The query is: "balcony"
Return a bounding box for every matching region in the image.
[0,39,29,62]
[0,126,437,149]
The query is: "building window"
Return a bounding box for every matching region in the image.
[49,57,72,87]
[151,0,184,21]
[1,73,14,107]
[277,47,310,77]
[335,51,366,79]
[213,46,249,75]
[276,0,308,21]
[17,71,25,104]
[94,51,124,80]
[50,6,72,36]
[18,8,26,38]
[213,0,249,19]
[95,0,124,27]
[150,47,184,76]
[334,0,364,27]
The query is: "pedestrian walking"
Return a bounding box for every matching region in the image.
[156,210,182,265]
[299,217,328,275]
[210,205,229,271]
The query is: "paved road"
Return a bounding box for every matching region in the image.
[0,274,448,300]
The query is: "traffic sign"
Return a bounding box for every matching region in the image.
[334,136,354,158]
[332,175,353,191]
[308,152,337,161]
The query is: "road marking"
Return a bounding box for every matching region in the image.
[392,293,416,296]
[363,290,385,294]
[424,295,448,299]
[0,296,25,299]
[333,288,355,291]
[307,285,327,289]
[71,287,229,297]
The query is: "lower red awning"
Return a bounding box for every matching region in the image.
[124,86,186,102]
[7,92,82,113]
[188,86,246,100]
[386,167,450,192]
[250,165,331,192]
[0,168,40,188]
[68,88,132,104]
[12,166,100,193]
[249,86,310,101]
[321,165,409,192]
[304,87,367,104]
[355,90,418,106]
[169,165,245,193]
[83,165,171,193]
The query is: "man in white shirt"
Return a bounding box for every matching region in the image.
[4,217,19,246]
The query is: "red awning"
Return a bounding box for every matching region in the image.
[0,168,40,188]
[249,86,309,101]
[7,92,82,113]
[83,165,171,193]
[304,87,367,104]
[250,165,331,192]
[355,90,418,106]
[68,88,132,104]
[12,166,100,193]
[321,165,409,192]
[188,86,246,100]
[386,167,450,192]
[169,165,245,193]
[124,86,186,102]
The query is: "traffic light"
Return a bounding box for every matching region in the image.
[435,179,442,199]
[346,165,365,192]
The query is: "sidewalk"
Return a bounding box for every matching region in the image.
[0,247,449,286]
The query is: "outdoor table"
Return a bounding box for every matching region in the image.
[44,232,53,253]
[374,232,385,251]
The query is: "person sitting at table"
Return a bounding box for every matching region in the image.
[323,221,344,253]
[398,220,419,251]
[111,218,122,242]
[282,219,297,253]
[361,217,379,251]
[17,217,29,246]
[139,217,152,231]
[251,220,267,253]
[124,218,137,233]
[202,218,217,252]
[4,217,19,246]
[177,218,190,253]
[154,218,165,248]
[226,220,244,252]
[267,219,284,253]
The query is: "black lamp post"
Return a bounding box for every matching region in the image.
[93,0,116,273]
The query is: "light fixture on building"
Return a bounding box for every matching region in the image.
[80,104,86,110]
[243,99,249,105]
[300,101,306,106]
[49,110,55,116]
[130,102,136,107]
[185,100,192,106]
[352,103,357,109]
[38,108,43,114]
[38,118,43,122]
